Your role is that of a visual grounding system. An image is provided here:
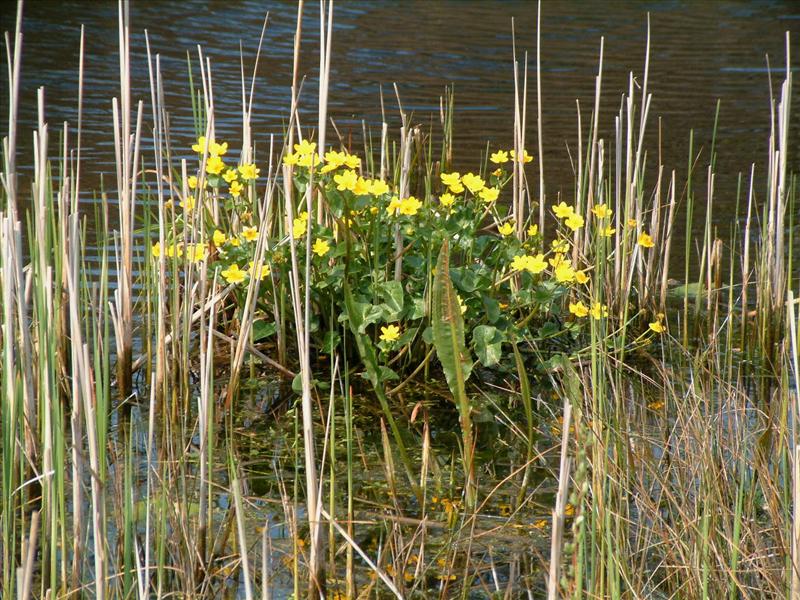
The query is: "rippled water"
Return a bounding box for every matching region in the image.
[2,0,798,238]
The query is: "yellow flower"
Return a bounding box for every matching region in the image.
[187,243,208,263]
[229,180,244,198]
[569,301,589,318]
[549,253,567,268]
[638,232,655,248]
[552,202,574,219]
[343,153,361,169]
[312,238,330,257]
[209,140,228,157]
[440,172,460,188]
[179,195,195,211]
[187,175,206,190]
[590,302,608,320]
[439,193,455,207]
[325,149,347,167]
[334,169,358,192]
[191,136,227,155]
[564,213,585,231]
[386,196,403,215]
[527,224,539,237]
[554,262,576,283]
[551,238,569,253]
[151,241,161,258]
[221,263,247,284]
[379,324,401,342]
[510,255,529,272]
[510,148,533,163]
[321,149,347,172]
[649,321,665,334]
[294,139,316,156]
[352,177,370,196]
[292,217,307,239]
[448,181,464,194]
[527,253,548,273]
[238,163,260,181]
[627,218,638,228]
[297,152,321,168]
[591,203,612,219]
[206,156,225,175]
[602,225,616,237]
[191,136,208,153]
[498,222,514,236]
[479,186,499,203]
[165,243,183,258]
[212,229,226,246]
[223,168,239,184]
[575,271,590,284]
[242,226,258,242]
[398,196,422,216]
[490,150,509,164]
[457,295,467,314]
[492,168,503,177]
[461,172,485,194]
[368,179,390,196]
[283,152,299,166]
[511,254,547,274]
[228,237,241,247]
[248,261,270,280]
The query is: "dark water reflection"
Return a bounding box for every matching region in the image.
[1,0,798,242]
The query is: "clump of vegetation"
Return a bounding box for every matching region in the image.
[1,2,797,599]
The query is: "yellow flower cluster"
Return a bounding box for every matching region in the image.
[439,171,500,203]
[282,139,321,168]
[551,202,585,231]
[219,261,271,284]
[319,148,361,173]
[292,211,309,239]
[568,300,607,319]
[192,136,228,157]
[387,195,422,217]
[190,137,260,197]
[332,169,389,197]
[489,148,533,164]
[151,241,208,263]
[510,253,547,274]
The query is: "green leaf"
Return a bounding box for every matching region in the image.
[472,324,504,367]
[376,280,405,320]
[409,296,426,320]
[431,240,476,509]
[481,294,501,324]
[322,330,341,354]
[251,320,277,342]
[343,280,418,495]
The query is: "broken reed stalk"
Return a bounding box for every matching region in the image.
[535,0,545,236]
[547,400,571,600]
[279,1,323,594]
[111,0,138,401]
[511,18,528,240]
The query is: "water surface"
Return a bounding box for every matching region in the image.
[2,0,798,238]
